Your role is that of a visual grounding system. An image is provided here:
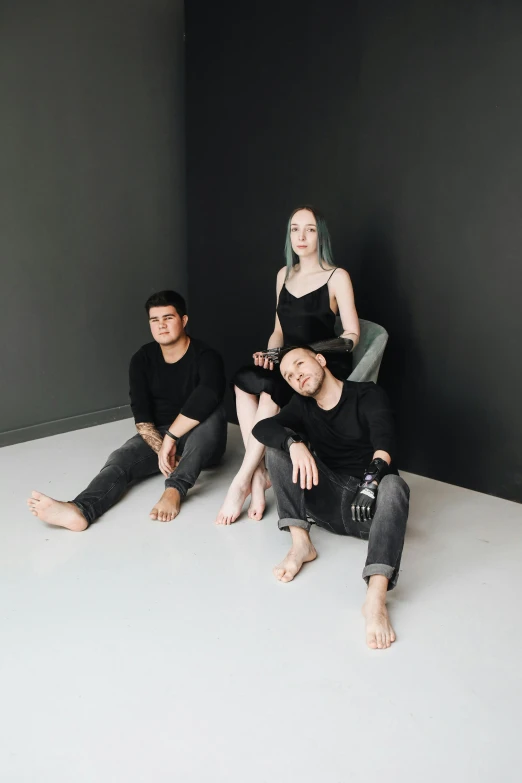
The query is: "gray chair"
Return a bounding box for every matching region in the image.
[335,317,389,383]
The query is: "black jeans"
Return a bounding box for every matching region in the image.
[73,405,227,525]
[265,447,410,590]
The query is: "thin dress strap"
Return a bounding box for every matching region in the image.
[327,268,338,283]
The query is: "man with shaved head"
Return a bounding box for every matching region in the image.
[252,346,410,650]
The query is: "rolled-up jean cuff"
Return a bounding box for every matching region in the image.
[164,478,188,499]
[278,517,311,533]
[70,501,93,525]
[362,563,397,590]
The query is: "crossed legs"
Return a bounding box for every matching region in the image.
[215,388,278,524]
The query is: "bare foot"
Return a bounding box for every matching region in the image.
[247,465,271,520]
[215,475,251,525]
[150,488,181,522]
[273,537,317,582]
[362,586,396,650]
[26,491,88,532]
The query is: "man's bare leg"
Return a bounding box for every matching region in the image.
[26,491,88,532]
[362,574,396,650]
[216,391,278,525]
[273,525,317,582]
[150,487,181,522]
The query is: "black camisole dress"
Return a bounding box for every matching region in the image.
[232,270,352,408]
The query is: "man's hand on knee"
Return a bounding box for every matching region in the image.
[289,443,319,490]
[158,435,177,478]
[351,484,377,522]
[351,456,389,522]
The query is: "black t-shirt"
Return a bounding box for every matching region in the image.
[129,337,225,427]
[252,380,396,478]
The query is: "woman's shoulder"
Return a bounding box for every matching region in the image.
[328,265,349,279]
[327,266,352,286]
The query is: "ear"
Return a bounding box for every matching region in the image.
[315,353,327,367]
[182,314,189,328]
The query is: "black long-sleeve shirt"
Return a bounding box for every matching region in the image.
[129,338,225,427]
[253,381,396,479]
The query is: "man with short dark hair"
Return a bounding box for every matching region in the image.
[252,346,409,650]
[27,291,227,530]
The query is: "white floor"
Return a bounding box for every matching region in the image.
[1,420,521,782]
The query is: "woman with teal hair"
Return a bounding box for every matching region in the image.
[215,205,360,526]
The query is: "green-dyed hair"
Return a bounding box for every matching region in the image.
[284,205,334,279]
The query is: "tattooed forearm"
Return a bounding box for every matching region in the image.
[136,422,164,454]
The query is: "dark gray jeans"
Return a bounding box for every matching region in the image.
[265,447,410,589]
[73,405,227,525]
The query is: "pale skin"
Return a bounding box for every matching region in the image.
[27,305,201,529]
[272,348,396,650]
[215,208,360,525]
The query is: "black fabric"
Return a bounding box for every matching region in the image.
[276,278,338,345]
[233,364,295,408]
[351,484,377,522]
[252,380,396,479]
[129,337,225,426]
[232,275,352,404]
[266,448,409,590]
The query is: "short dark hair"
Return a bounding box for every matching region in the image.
[279,344,316,364]
[144,290,187,317]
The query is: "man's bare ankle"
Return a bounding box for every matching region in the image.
[289,526,313,548]
[366,575,389,602]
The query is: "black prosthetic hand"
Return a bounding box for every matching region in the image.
[261,347,282,364]
[351,457,389,522]
[308,336,354,355]
[261,337,354,366]
[361,457,388,487]
[351,485,377,522]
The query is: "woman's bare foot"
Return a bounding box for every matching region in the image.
[273,527,317,582]
[215,474,251,525]
[362,575,396,650]
[150,488,181,522]
[26,491,88,531]
[247,465,271,520]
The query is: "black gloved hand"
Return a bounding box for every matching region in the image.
[261,337,354,366]
[351,484,378,522]
[261,347,282,364]
[309,336,354,354]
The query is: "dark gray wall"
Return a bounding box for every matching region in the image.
[0,0,186,445]
[186,0,522,502]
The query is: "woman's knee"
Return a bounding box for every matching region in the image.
[232,366,258,394]
[234,384,258,402]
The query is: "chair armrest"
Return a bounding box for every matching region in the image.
[348,334,388,383]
